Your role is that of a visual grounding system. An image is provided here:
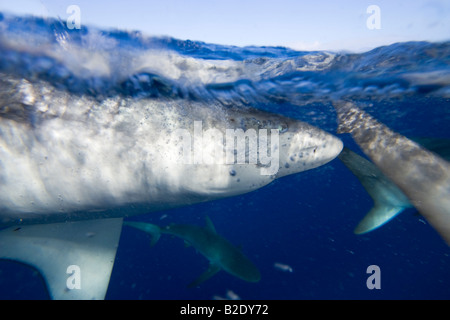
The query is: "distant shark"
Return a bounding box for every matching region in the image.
[334,101,450,245]
[124,217,261,287]
[0,66,342,299]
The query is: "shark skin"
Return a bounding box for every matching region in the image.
[338,147,412,234]
[124,217,261,287]
[0,70,343,299]
[0,72,343,227]
[339,139,450,234]
[334,101,450,245]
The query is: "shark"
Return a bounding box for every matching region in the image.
[339,139,450,235]
[338,146,413,234]
[0,66,343,299]
[334,101,450,245]
[124,217,261,287]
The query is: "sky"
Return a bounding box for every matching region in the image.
[0,0,449,52]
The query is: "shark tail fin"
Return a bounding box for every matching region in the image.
[123,221,161,246]
[0,218,123,300]
[354,205,406,234]
[338,147,412,234]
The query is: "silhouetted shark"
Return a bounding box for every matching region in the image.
[124,217,261,287]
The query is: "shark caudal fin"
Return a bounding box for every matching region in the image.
[123,221,161,246]
[338,147,412,234]
[0,218,123,300]
[353,206,407,234]
[335,101,450,245]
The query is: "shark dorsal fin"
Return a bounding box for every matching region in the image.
[204,216,217,234]
[187,263,221,288]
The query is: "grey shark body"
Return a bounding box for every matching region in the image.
[335,101,450,245]
[0,70,343,299]
[0,73,343,227]
[339,139,450,234]
[124,217,261,287]
[338,147,413,234]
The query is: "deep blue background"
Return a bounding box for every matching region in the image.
[1,98,449,300]
[0,15,449,299]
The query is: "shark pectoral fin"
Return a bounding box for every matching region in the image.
[354,205,405,234]
[187,263,221,288]
[204,216,217,234]
[123,221,161,246]
[0,218,123,300]
[184,240,192,248]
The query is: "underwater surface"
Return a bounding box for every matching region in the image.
[0,13,449,299]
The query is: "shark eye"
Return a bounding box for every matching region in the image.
[278,123,288,133]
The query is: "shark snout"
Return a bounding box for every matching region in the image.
[322,134,344,164]
[276,122,343,178]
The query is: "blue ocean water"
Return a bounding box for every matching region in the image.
[0,14,449,300]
